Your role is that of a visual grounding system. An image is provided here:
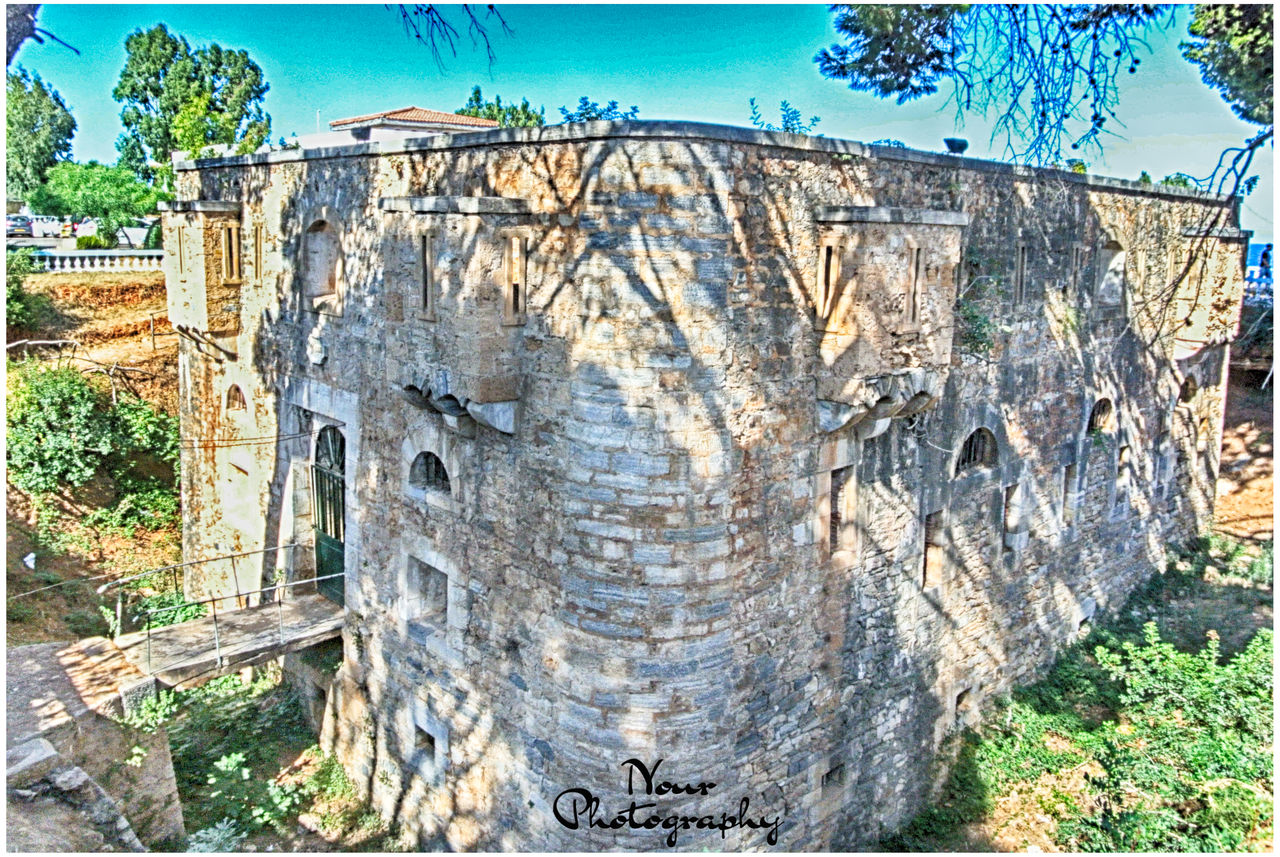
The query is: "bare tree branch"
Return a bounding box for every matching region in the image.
[390,4,511,71]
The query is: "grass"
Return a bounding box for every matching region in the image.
[885,534,1273,852]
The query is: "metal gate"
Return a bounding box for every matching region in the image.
[312,426,345,606]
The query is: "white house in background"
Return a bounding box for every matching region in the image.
[293,106,500,150]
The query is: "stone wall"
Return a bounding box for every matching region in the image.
[165,121,1246,849]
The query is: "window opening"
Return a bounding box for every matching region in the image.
[922,511,944,588]
[1062,463,1077,524]
[221,224,242,284]
[406,557,448,633]
[419,233,434,315]
[829,465,852,554]
[226,385,246,411]
[1014,244,1028,303]
[254,224,264,283]
[410,452,450,494]
[1003,483,1021,552]
[1096,240,1126,303]
[304,220,341,299]
[1069,244,1086,295]
[503,235,526,324]
[955,428,997,474]
[907,246,923,324]
[1179,376,1198,403]
[817,238,841,323]
[1087,399,1114,434]
[821,764,846,791]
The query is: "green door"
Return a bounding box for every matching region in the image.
[312,426,345,605]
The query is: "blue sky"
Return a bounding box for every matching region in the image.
[12,3,1273,241]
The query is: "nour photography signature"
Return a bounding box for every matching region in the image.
[552,758,783,847]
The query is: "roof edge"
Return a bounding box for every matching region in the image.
[174,120,1236,205]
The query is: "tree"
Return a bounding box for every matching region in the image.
[112,24,270,184]
[457,85,545,128]
[6,66,76,198]
[816,4,1173,165]
[1181,4,1273,126]
[393,4,512,69]
[558,97,640,124]
[6,4,78,68]
[748,98,821,135]
[28,161,167,245]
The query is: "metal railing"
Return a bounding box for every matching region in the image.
[133,571,344,677]
[98,544,299,635]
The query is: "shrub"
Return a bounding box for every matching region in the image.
[76,233,116,250]
[64,608,109,637]
[7,364,117,495]
[7,601,36,622]
[186,818,246,852]
[6,249,42,329]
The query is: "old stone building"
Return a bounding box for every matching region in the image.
[160,118,1247,849]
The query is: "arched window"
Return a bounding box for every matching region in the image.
[1087,398,1114,434]
[303,220,341,299]
[955,428,997,475]
[226,385,246,411]
[410,452,450,494]
[1179,376,1198,403]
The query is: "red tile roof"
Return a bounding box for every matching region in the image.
[329,106,499,130]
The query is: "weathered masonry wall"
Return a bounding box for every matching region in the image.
[164,121,1246,850]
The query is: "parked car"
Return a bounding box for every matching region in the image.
[6,214,33,237]
[116,217,158,248]
[31,215,61,238]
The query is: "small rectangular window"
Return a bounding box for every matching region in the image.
[922,510,944,588]
[503,234,527,325]
[221,224,242,284]
[406,557,448,634]
[821,764,846,791]
[1013,244,1028,304]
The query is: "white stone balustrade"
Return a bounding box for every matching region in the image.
[31,250,164,273]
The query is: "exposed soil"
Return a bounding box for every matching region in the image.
[1215,372,1273,542]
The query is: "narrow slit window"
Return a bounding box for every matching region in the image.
[221,224,243,284]
[907,246,923,324]
[1069,244,1086,295]
[177,226,186,281]
[829,465,852,554]
[254,224,264,283]
[922,510,944,588]
[1003,483,1021,551]
[419,232,434,317]
[1062,463,1077,524]
[1014,244,1028,304]
[817,239,841,324]
[503,235,526,324]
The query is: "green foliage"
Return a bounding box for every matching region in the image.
[64,608,109,637]
[311,753,357,804]
[6,66,76,199]
[7,601,36,623]
[1138,169,1153,185]
[86,477,180,534]
[1160,172,1195,188]
[113,24,270,184]
[75,234,115,250]
[816,5,1169,165]
[1181,4,1273,126]
[748,98,821,135]
[186,818,246,852]
[28,161,167,241]
[124,589,207,630]
[457,85,545,128]
[168,673,315,832]
[6,364,117,495]
[122,689,180,733]
[955,295,996,355]
[6,248,49,330]
[886,537,1274,852]
[113,395,181,469]
[1066,159,1088,174]
[558,96,640,123]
